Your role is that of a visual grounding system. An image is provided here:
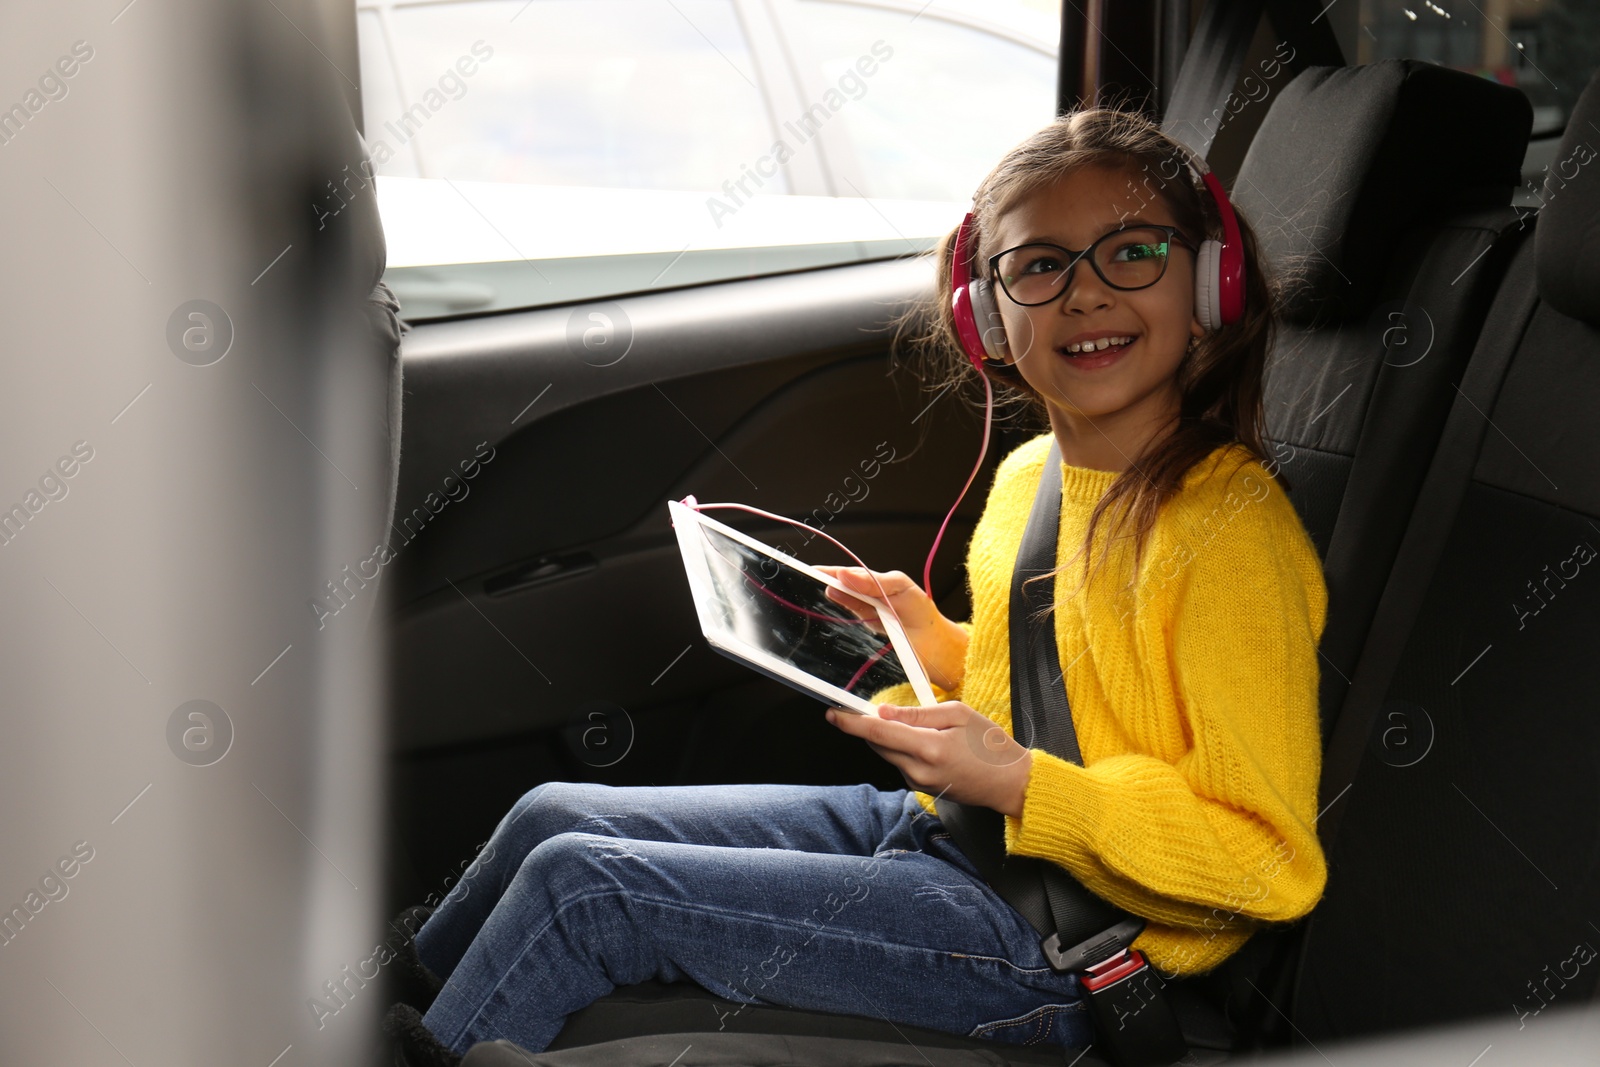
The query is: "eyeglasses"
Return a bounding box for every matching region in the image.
[988,225,1198,307]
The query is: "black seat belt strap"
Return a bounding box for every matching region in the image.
[934,438,1186,1066]
[933,436,1132,959]
[1160,0,1267,156]
[1162,0,1343,158]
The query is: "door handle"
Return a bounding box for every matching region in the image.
[483,550,597,597]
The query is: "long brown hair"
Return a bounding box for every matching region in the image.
[890,106,1298,609]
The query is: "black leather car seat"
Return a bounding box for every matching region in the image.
[1291,65,1600,1044]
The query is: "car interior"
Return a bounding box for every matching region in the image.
[367,1,1600,1065]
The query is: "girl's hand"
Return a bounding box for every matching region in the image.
[814,566,969,692]
[823,701,1033,817]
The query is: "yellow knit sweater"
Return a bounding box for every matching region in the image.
[869,432,1328,976]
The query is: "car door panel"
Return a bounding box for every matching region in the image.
[389,258,1025,757]
[392,256,942,586]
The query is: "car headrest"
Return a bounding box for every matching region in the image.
[1534,68,1600,326]
[1233,59,1531,326]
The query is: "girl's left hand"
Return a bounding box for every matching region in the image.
[824,702,1033,817]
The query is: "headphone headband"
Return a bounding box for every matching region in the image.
[952,209,976,292]
[1164,142,1248,326]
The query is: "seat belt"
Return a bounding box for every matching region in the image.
[1161,0,1343,158]
[935,438,1186,1067]
[1160,0,1267,156]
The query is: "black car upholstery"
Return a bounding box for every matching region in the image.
[1292,67,1600,1043]
[1199,57,1534,1043]
[1230,59,1532,738]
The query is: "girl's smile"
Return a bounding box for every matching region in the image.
[1056,332,1138,369]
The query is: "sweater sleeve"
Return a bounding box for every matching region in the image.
[1000,497,1328,943]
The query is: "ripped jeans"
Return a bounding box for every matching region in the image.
[415,781,1091,1056]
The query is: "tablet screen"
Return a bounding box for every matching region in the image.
[690,522,914,701]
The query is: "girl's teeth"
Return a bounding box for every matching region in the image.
[1068,336,1132,353]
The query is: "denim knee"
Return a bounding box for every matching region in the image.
[498,781,584,844]
[501,831,648,943]
[504,780,559,828]
[511,780,614,826]
[518,830,631,895]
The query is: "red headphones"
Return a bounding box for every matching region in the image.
[950,147,1246,373]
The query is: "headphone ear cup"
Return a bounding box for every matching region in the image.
[968,279,1008,360]
[951,286,988,372]
[1194,238,1223,332]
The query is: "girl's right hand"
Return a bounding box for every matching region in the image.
[814,566,969,692]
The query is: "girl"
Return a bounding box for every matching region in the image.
[390,106,1328,1065]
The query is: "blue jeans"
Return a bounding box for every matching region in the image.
[415,781,1091,1055]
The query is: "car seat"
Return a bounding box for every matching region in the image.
[1291,65,1600,1044]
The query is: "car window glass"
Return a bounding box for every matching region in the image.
[353,0,1062,320]
[784,1,1058,201]
[357,8,421,177]
[1356,0,1596,136]
[374,0,782,192]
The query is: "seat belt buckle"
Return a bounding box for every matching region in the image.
[1079,948,1189,1067]
[1040,915,1144,973]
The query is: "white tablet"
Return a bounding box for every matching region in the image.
[667,499,938,716]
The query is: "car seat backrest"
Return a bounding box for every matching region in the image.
[1534,84,1600,326]
[1231,59,1532,737]
[1237,60,1528,329]
[1182,62,1534,1052]
[1293,66,1600,1044]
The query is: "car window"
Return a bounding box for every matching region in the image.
[355,0,1064,321]
[781,0,1059,202]
[357,7,421,177]
[372,0,782,192]
[1355,0,1597,136]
